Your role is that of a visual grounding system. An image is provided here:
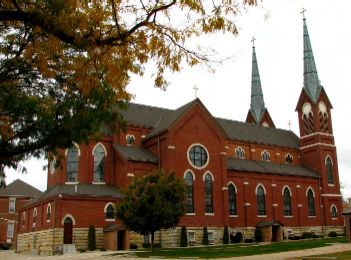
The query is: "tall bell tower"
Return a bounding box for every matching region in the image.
[295,14,343,227]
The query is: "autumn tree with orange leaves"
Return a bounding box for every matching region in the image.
[0,0,258,183]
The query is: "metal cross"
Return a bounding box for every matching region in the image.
[301,8,307,19]
[288,120,292,131]
[193,85,199,98]
[251,36,256,48]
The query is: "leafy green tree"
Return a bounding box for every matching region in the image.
[0,1,258,182]
[202,227,209,245]
[223,226,229,244]
[115,169,186,252]
[180,226,188,247]
[88,225,96,251]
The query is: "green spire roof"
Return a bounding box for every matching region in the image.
[250,45,266,123]
[303,18,321,102]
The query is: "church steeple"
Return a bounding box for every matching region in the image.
[303,16,322,102]
[246,39,275,128]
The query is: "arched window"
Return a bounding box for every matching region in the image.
[283,187,292,216]
[22,212,26,226]
[93,144,106,182]
[319,102,329,133]
[285,153,293,164]
[261,150,270,162]
[256,185,266,215]
[33,208,37,224]
[46,204,51,221]
[126,134,135,145]
[204,173,213,213]
[326,157,334,184]
[228,184,237,215]
[302,102,315,135]
[331,205,337,218]
[67,146,79,182]
[235,147,245,159]
[105,204,114,219]
[185,171,194,214]
[307,189,315,216]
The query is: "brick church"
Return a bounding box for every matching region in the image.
[17,18,344,254]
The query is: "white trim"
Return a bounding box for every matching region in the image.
[92,142,107,156]
[33,207,37,219]
[46,203,51,222]
[257,215,267,218]
[227,182,237,194]
[92,181,106,185]
[61,214,76,225]
[220,151,227,155]
[105,219,115,222]
[296,184,301,188]
[300,143,336,150]
[255,183,266,195]
[184,170,195,181]
[328,184,335,187]
[186,213,195,216]
[273,204,278,207]
[321,193,342,197]
[306,187,315,197]
[298,204,303,207]
[104,202,114,213]
[127,173,134,177]
[330,204,337,213]
[284,216,293,218]
[244,181,249,185]
[244,203,251,206]
[65,142,81,156]
[205,213,214,216]
[229,215,238,218]
[325,155,333,165]
[300,132,334,139]
[282,185,292,197]
[203,171,214,182]
[222,187,228,191]
[168,145,175,149]
[271,183,276,187]
[187,143,210,170]
[65,181,79,185]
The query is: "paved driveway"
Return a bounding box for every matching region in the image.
[1,243,351,260]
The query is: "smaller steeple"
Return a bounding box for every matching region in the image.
[250,38,265,123]
[303,12,322,102]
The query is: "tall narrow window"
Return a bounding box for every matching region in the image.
[106,204,114,219]
[67,146,79,182]
[235,147,245,159]
[261,150,270,162]
[46,204,51,221]
[22,212,26,226]
[204,173,213,213]
[283,187,292,216]
[9,197,16,213]
[228,184,237,215]
[256,185,266,215]
[33,208,37,224]
[285,153,293,164]
[185,172,194,213]
[307,189,315,216]
[326,157,334,184]
[93,144,105,182]
[7,222,14,238]
[302,102,315,135]
[319,102,329,133]
[331,206,337,218]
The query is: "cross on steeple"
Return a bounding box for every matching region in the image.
[251,36,256,48]
[193,85,199,98]
[301,8,307,19]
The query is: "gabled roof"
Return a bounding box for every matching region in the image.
[24,184,123,208]
[114,144,158,163]
[123,100,300,149]
[227,157,318,178]
[0,179,42,197]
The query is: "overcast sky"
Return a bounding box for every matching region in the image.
[6,0,351,199]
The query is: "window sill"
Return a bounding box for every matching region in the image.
[46,220,51,223]
[308,215,316,218]
[257,215,267,218]
[105,219,115,222]
[332,217,338,220]
[92,181,106,185]
[229,215,238,218]
[186,213,195,216]
[205,213,214,216]
[65,181,79,185]
[284,215,293,218]
[328,184,335,187]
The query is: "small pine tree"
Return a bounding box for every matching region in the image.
[180,226,188,247]
[88,225,96,251]
[202,227,209,245]
[223,226,229,244]
[254,228,263,242]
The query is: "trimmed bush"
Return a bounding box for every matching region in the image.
[180,226,188,247]
[202,227,209,245]
[254,228,263,242]
[328,231,337,237]
[223,226,229,244]
[88,225,96,251]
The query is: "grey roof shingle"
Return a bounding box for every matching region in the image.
[25,184,123,207]
[114,144,158,163]
[122,100,300,149]
[0,179,42,197]
[227,157,318,178]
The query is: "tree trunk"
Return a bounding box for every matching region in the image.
[151,231,155,252]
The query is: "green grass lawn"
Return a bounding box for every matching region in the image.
[131,237,347,259]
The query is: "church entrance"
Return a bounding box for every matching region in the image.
[64,217,73,244]
[272,224,279,242]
